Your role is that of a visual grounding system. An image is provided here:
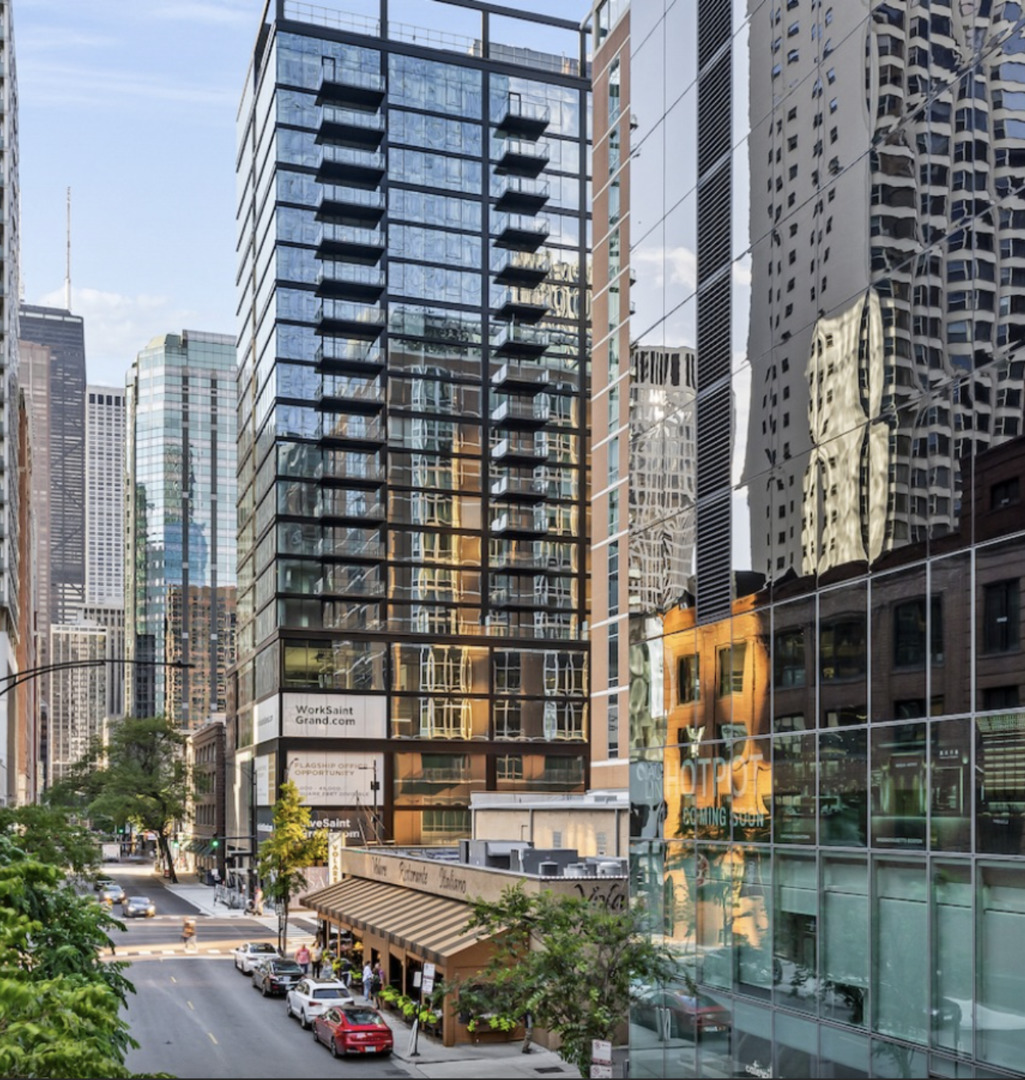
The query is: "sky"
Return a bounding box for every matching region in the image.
[15,0,592,389]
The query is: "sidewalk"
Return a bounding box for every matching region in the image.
[163,874,581,1079]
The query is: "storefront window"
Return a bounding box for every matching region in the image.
[873,860,927,1045]
[821,857,867,1028]
[871,722,927,850]
[932,862,971,1058]
[773,854,817,1015]
[978,863,1025,1070]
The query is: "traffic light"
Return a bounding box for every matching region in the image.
[211,838,220,850]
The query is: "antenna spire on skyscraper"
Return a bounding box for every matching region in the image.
[65,187,72,312]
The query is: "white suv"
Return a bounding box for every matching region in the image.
[286,977,355,1029]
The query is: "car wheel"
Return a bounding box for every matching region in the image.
[312,1026,320,1044]
[330,1039,340,1059]
[300,1010,310,1030]
[262,982,269,997]
[286,999,293,1019]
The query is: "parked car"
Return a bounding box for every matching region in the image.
[232,941,280,975]
[122,896,156,918]
[286,977,354,1029]
[94,877,118,893]
[99,883,127,905]
[252,957,304,996]
[633,987,731,1040]
[312,1004,394,1058]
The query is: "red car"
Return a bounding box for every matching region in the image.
[312,1003,394,1058]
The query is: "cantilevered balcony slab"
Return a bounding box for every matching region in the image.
[318,105,385,149]
[492,212,550,251]
[491,396,551,429]
[316,144,386,187]
[490,248,551,288]
[315,260,386,302]
[316,69,386,109]
[316,299,386,339]
[494,98,550,140]
[493,174,550,214]
[493,322,550,359]
[492,285,549,323]
[494,138,550,178]
[315,337,386,376]
[490,474,547,503]
[317,186,386,228]
[491,507,548,539]
[316,376,386,415]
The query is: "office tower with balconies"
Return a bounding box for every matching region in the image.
[125,331,237,729]
[234,0,590,847]
[595,0,1025,1077]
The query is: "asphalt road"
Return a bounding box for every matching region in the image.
[104,864,411,1079]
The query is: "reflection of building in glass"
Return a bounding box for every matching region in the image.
[125,331,237,728]
[595,0,1025,1076]
[233,0,590,845]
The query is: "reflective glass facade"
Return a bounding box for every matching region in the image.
[592,0,1025,1075]
[234,0,590,845]
[125,331,238,729]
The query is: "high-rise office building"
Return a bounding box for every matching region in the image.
[85,385,125,607]
[593,1,1025,1077]
[125,331,237,729]
[0,2,23,806]
[233,0,590,848]
[19,305,86,631]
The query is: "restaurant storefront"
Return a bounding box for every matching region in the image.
[303,846,626,1047]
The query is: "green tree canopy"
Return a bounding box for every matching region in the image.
[257,780,327,955]
[48,716,190,883]
[456,883,676,1076]
[0,830,137,1078]
[0,804,101,880]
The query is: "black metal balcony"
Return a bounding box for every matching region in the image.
[318,105,385,150]
[494,97,550,140]
[493,322,550,358]
[493,212,550,252]
[492,285,549,324]
[315,376,386,415]
[321,413,387,449]
[492,434,549,467]
[316,145,386,187]
[315,260,386,302]
[315,491,387,525]
[316,223,385,264]
[491,508,548,539]
[315,337,386,376]
[490,474,547,504]
[490,249,551,288]
[491,396,551,430]
[314,567,387,598]
[316,68,386,109]
[316,299,386,339]
[494,138,550,178]
[493,174,550,214]
[491,361,550,396]
[316,186,386,228]
[317,533,386,561]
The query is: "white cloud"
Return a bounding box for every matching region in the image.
[33,286,207,387]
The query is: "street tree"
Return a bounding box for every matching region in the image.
[456,883,676,1077]
[49,716,190,883]
[0,803,102,880]
[0,831,137,1079]
[257,780,327,954]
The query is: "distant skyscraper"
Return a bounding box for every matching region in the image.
[233,0,590,849]
[85,385,125,607]
[20,305,87,632]
[125,331,237,728]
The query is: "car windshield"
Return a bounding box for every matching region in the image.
[128,897,149,904]
[271,961,303,973]
[313,989,347,1000]
[342,1008,382,1025]
[251,944,277,953]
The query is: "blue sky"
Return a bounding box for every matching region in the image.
[16,0,591,388]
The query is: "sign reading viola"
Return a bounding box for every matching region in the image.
[282,693,386,740]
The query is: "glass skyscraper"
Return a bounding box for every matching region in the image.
[591,1,1025,1077]
[234,0,590,847]
[125,331,237,730]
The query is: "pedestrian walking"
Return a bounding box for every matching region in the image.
[362,960,373,1000]
[372,963,384,1007]
[295,942,311,975]
[180,917,197,953]
[310,940,323,977]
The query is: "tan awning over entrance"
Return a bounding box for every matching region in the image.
[303,878,488,963]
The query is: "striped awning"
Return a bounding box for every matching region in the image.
[302,877,490,963]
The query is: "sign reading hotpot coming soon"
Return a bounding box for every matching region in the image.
[254,693,387,743]
[286,751,384,804]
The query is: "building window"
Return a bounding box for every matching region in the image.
[820,618,867,680]
[608,540,619,617]
[608,626,619,687]
[678,654,700,703]
[991,477,1020,509]
[983,580,1021,653]
[774,628,806,687]
[717,643,746,697]
[893,597,943,667]
[607,697,619,759]
[983,685,1020,710]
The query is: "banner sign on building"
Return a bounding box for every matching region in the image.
[286,750,384,805]
[281,693,386,739]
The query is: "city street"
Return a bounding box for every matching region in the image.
[106,864,414,1078]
